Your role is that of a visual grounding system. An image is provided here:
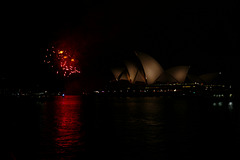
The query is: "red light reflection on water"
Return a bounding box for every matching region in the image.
[54,96,85,154]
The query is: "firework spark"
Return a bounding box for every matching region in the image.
[44,45,80,77]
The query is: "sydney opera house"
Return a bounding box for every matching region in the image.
[111,51,221,85]
[99,51,228,96]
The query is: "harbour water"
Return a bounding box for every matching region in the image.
[5,94,240,160]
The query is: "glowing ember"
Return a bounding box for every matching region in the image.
[44,45,81,77]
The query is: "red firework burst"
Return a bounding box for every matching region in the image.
[44,45,80,77]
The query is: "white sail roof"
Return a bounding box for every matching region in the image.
[111,52,193,84]
[157,72,178,83]
[125,61,138,83]
[111,68,125,80]
[166,66,190,83]
[135,52,164,85]
[134,70,146,83]
[119,71,129,81]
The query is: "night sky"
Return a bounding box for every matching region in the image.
[2,1,240,90]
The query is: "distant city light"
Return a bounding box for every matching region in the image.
[218,102,223,106]
[228,102,233,110]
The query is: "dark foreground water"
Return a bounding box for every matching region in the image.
[4,95,240,160]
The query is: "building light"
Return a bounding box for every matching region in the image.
[228,102,233,110]
[218,102,223,106]
[71,59,74,62]
[59,51,64,54]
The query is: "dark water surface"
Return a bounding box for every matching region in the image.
[5,95,240,159]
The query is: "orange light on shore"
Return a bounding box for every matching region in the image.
[71,59,74,62]
[63,56,68,59]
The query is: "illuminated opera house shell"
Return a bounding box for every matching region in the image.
[111,52,220,85]
[112,52,190,85]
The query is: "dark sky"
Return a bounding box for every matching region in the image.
[2,1,240,88]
